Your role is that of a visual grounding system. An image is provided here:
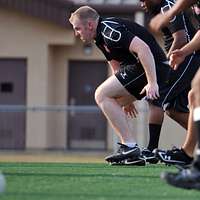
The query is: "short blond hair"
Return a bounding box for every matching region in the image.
[69,6,99,23]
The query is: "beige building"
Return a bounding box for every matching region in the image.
[0,0,186,152]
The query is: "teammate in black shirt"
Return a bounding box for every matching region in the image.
[140,0,200,165]
[149,0,200,31]
[149,0,200,191]
[69,6,193,165]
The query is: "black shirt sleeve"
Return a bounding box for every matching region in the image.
[162,5,185,34]
[167,13,186,34]
[98,45,113,61]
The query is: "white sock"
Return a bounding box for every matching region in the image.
[196,149,200,156]
[193,107,200,121]
[124,142,137,148]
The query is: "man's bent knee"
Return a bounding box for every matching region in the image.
[95,86,104,105]
[188,89,194,107]
[192,69,200,91]
[192,76,200,91]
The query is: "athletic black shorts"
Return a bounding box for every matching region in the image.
[163,88,190,113]
[115,62,170,100]
[152,52,200,111]
[115,52,200,112]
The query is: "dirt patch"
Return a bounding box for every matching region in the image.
[0,151,107,163]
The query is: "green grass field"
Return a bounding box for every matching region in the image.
[0,162,200,200]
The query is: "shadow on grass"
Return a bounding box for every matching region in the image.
[4,191,198,199]
[4,171,158,179]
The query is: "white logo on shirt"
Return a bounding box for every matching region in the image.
[101,20,121,42]
[120,71,128,79]
[161,0,176,22]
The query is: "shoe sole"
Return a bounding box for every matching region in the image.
[166,179,200,190]
[124,159,146,166]
[143,156,159,164]
[109,161,126,166]
[108,159,146,166]
[179,183,200,190]
[105,148,140,163]
[175,163,192,170]
[161,172,200,190]
[146,159,159,164]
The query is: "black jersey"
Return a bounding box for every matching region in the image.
[95,17,167,66]
[160,0,197,52]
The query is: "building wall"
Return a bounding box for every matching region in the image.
[0,7,73,149]
[0,7,187,151]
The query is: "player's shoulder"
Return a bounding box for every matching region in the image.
[161,0,176,13]
[161,0,179,23]
[101,17,122,28]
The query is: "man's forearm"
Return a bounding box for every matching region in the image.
[167,30,187,57]
[181,30,200,56]
[137,47,157,84]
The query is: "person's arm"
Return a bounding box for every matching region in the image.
[108,59,138,117]
[170,30,200,69]
[129,36,159,99]
[149,0,197,32]
[167,29,187,58]
[166,0,196,17]
[180,30,200,55]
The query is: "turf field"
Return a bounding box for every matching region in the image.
[0,162,200,200]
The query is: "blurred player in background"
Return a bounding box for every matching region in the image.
[162,31,200,190]
[149,0,200,190]
[140,0,200,167]
[149,0,199,32]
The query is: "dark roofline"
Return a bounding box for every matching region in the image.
[0,0,141,27]
[0,0,75,27]
[74,4,142,15]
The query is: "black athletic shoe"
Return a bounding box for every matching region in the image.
[105,143,140,164]
[141,148,159,164]
[124,156,146,166]
[161,166,200,190]
[109,157,146,166]
[155,147,193,166]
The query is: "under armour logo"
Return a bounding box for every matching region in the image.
[120,71,127,79]
[164,155,171,160]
